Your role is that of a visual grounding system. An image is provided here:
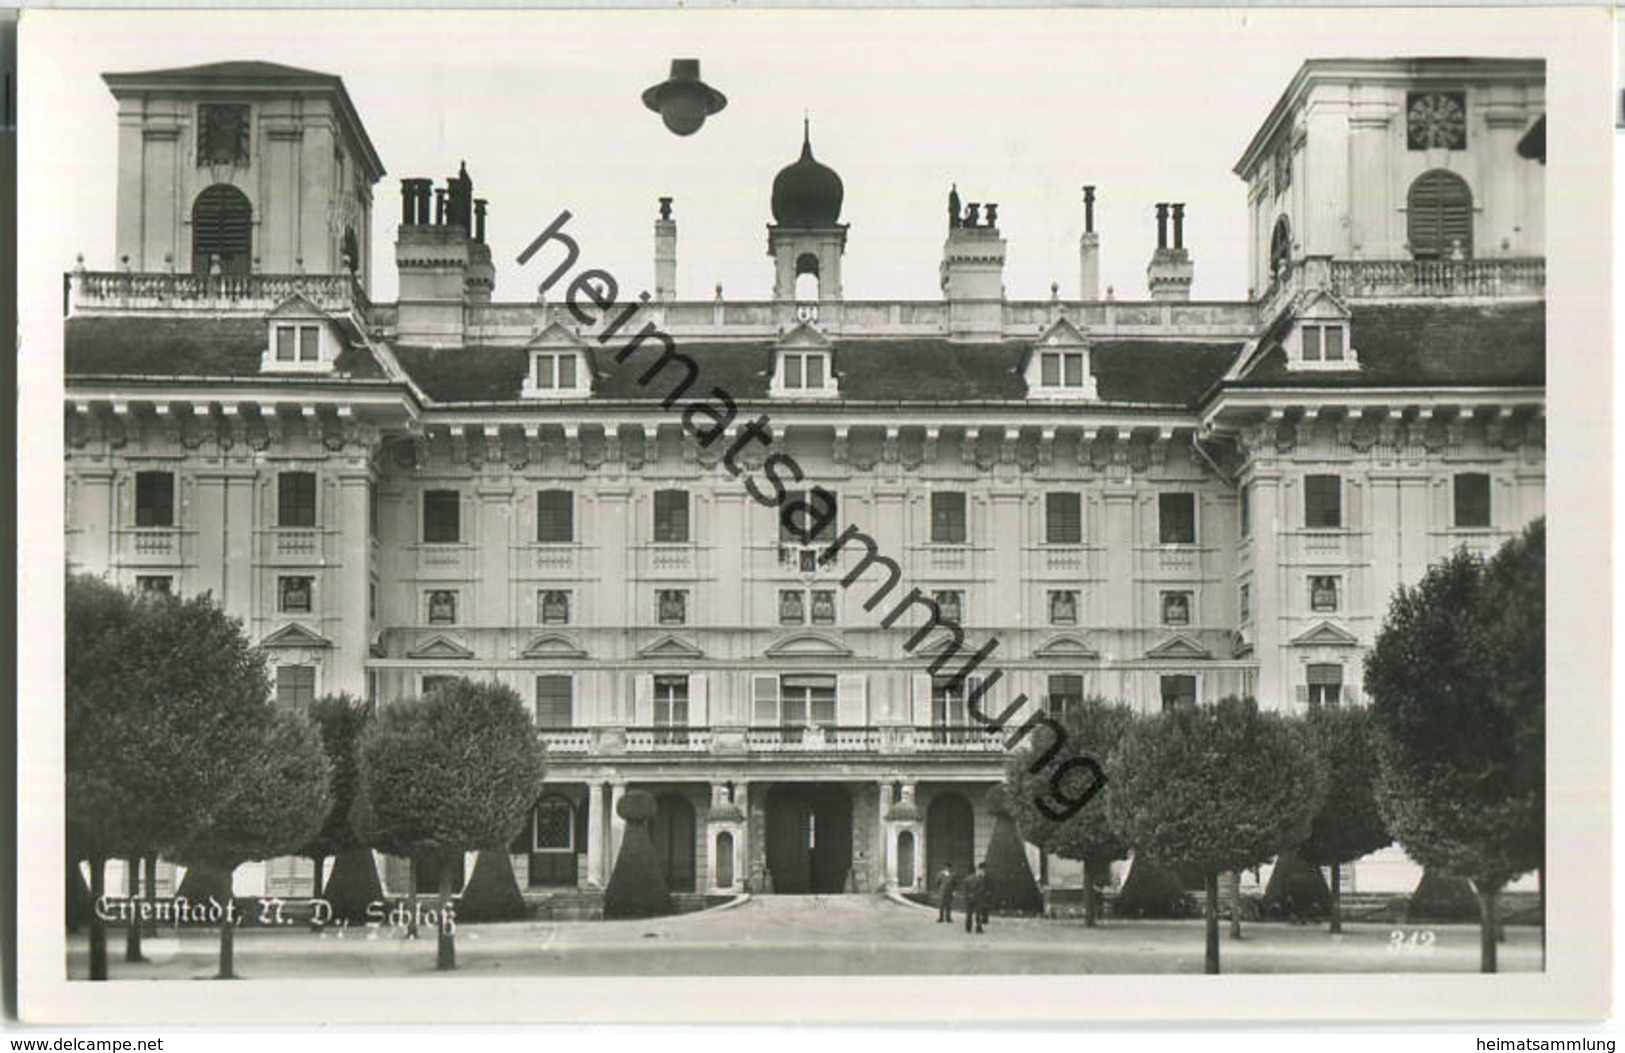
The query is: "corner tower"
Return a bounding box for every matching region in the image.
[102,61,385,292]
[767,120,846,302]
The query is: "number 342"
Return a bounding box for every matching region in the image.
[1389,929,1437,950]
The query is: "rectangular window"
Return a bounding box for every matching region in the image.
[557,353,577,388]
[422,490,460,543]
[275,326,296,362]
[810,590,836,625]
[780,489,837,544]
[931,491,967,544]
[1323,326,1345,361]
[539,589,571,625]
[1304,475,1342,529]
[1161,590,1193,626]
[931,676,975,727]
[1240,583,1251,623]
[1307,664,1343,707]
[1039,352,1086,388]
[779,589,806,625]
[1046,492,1082,545]
[279,576,313,614]
[784,354,803,388]
[782,352,828,389]
[653,489,690,543]
[653,674,690,742]
[1310,575,1340,613]
[1302,325,1322,361]
[780,674,837,728]
[535,675,573,727]
[278,472,317,528]
[1159,492,1196,544]
[1239,483,1251,538]
[1048,674,1085,722]
[135,471,175,528]
[136,575,172,596]
[1160,674,1197,712]
[535,353,578,389]
[537,490,574,543]
[1454,472,1491,528]
[422,675,458,696]
[427,589,457,626]
[1040,353,1060,386]
[299,325,320,362]
[806,354,825,388]
[1049,590,1079,626]
[1064,353,1085,387]
[198,103,250,165]
[933,590,964,625]
[275,665,316,710]
[657,589,687,625]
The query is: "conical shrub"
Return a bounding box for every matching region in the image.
[1117,854,1194,918]
[1262,849,1331,920]
[980,787,1043,915]
[457,849,531,922]
[603,791,671,919]
[322,846,384,924]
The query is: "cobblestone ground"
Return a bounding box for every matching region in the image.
[66,894,1543,979]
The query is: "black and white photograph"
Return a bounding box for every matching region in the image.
[13,3,1613,1027]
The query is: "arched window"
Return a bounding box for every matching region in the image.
[1269,216,1292,284]
[794,252,820,302]
[1407,170,1473,260]
[192,184,253,275]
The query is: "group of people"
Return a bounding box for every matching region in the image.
[934,861,991,935]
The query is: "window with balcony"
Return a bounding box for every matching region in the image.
[1306,664,1343,707]
[279,576,313,615]
[278,472,317,528]
[535,675,573,727]
[537,490,574,543]
[1454,472,1491,528]
[1159,493,1196,545]
[1304,475,1342,529]
[136,575,173,596]
[933,590,964,625]
[1161,590,1192,626]
[1047,674,1085,722]
[654,674,690,743]
[1407,168,1473,259]
[1160,674,1197,711]
[931,675,985,742]
[1046,492,1082,545]
[135,471,175,528]
[931,491,968,544]
[753,674,837,730]
[654,489,690,543]
[423,490,460,543]
[539,589,571,625]
[657,589,688,625]
[427,589,458,626]
[1310,575,1340,613]
[1049,590,1079,626]
[275,664,316,710]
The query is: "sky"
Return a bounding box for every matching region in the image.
[24,7,1567,305]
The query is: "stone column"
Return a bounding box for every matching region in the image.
[583,783,603,889]
[608,782,627,867]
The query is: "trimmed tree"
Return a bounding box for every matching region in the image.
[1108,696,1322,973]
[354,679,544,970]
[457,849,531,923]
[603,791,671,919]
[1364,524,1545,973]
[979,787,1044,915]
[65,576,276,979]
[1002,698,1132,926]
[300,694,382,921]
[1297,704,1391,933]
[172,708,331,978]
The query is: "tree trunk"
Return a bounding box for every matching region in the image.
[1204,870,1220,974]
[311,855,326,900]
[406,858,419,939]
[1477,886,1499,974]
[1081,859,1097,929]
[88,856,108,981]
[143,856,159,936]
[1227,870,1243,940]
[1329,863,1343,935]
[436,864,456,971]
[124,856,144,961]
[217,911,236,979]
[1538,863,1546,968]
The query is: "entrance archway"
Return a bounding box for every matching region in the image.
[925,792,975,883]
[765,784,853,893]
[651,794,697,893]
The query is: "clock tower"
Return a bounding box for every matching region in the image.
[102,61,384,291]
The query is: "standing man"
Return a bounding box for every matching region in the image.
[963,863,989,935]
[935,862,958,923]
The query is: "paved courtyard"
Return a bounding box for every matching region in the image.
[67,894,1543,979]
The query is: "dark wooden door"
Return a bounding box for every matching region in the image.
[926,792,976,885]
[766,785,852,894]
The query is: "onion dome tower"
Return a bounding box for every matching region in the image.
[767,119,848,302]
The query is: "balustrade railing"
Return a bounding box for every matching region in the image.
[1329,258,1544,299]
[532,724,1006,757]
[70,270,369,315]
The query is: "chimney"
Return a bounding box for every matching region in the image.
[941,187,1006,337]
[1079,185,1100,300]
[396,165,495,343]
[1147,201,1193,302]
[655,197,677,303]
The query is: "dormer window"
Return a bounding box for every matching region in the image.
[1301,323,1346,363]
[1025,317,1098,399]
[1283,291,1360,372]
[533,352,579,391]
[261,297,339,375]
[521,321,593,399]
[275,324,321,364]
[1040,351,1088,388]
[770,322,838,398]
[781,350,829,390]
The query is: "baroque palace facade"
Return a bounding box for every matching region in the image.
[64,58,1545,902]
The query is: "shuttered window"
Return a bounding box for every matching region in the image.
[535,675,573,727]
[1046,492,1082,544]
[537,490,574,542]
[191,184,253,275]
[1454,473,1491,528]
[1407,170,1474,260]
[1304,475,1342,529]
[931,492,967,543]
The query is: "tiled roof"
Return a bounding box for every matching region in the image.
[1230,302,1544,388]
[393,338,1243,406]
[64,316,387,381]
